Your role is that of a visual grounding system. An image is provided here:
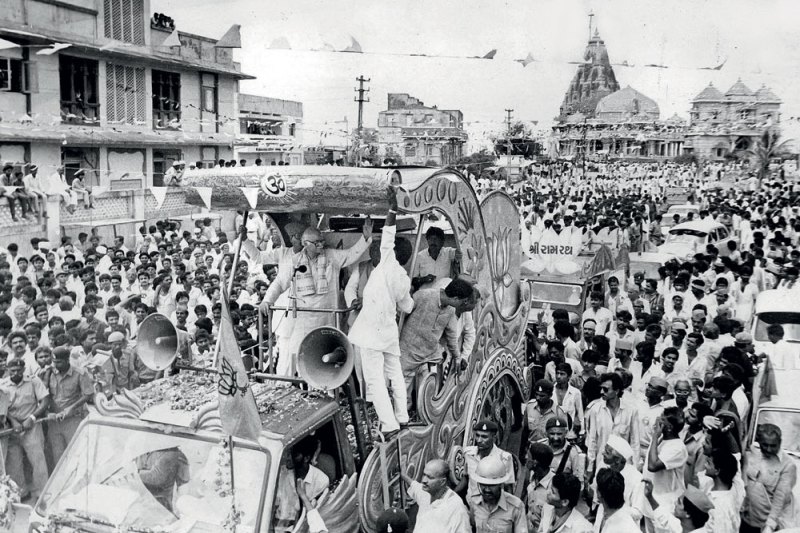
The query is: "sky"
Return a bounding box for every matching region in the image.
[156,0,800,150]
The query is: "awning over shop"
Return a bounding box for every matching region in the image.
[0,124,234,147]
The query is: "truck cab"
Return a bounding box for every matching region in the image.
[21,378,357,533]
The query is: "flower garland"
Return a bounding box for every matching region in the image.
[212,438,243,533]
[0,475,21,530]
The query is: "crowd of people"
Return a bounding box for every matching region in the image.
[0,158,797,533]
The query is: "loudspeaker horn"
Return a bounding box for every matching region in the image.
[297,326,354,390]
[137,313,190,371]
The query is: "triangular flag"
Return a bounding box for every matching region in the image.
[269,37,291,50]
[216,287,262,441]
[194,186,213,209]
[322,42,335,51]
[481,49,497,59]
[0,38,18,50]
[515,52,535,67]
[342,36,362,53]
[239,187,259,209]
[150,187,167,209]
[92,186,109,197]
[216,24,242,48]
[36,43,71,55]
[162,30,181,47]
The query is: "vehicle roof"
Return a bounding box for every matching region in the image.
[754,289,798,314]
[131,373,337,444]
[666,204,699,212]
[181,165,449,214]
[629,251,677,265]
[756,396,800,411]
[669,220,723,233]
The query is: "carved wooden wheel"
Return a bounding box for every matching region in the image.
[478,374,522,451]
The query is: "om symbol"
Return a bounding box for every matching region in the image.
[260,173,287,197]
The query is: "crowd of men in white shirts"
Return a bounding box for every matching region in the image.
[0,158,797,533]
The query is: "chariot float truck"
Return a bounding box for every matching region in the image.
[11,166,531,533]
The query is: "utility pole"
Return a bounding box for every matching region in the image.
[588,10,594,40]
[353,76,370,165]
[504,109,513,134]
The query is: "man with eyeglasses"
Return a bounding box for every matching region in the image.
[260,218,373,377]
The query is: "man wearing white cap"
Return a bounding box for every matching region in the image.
[23,164,46,218]
[165,160,185,186]
[468,455,526,533]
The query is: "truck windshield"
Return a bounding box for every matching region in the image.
[753,409,800,455]
[754,312,800,342]
[665,229,706,245]
[529,281,582,306]
[37,422,268,531]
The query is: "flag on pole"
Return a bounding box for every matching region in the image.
[216,288,262,441]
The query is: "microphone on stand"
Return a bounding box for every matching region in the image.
[289,265,307,318]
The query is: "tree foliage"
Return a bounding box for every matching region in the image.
[747,128,793,186]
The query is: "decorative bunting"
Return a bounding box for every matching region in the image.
[36,43,71,56]
[216,24,242,48]
[151,186,168,209]
[239,187,259,209]
[342,36,363,53]
[269,37,291,50]
[515,52,536,67]
[194,187,213,209]
[162,30,182,47]
[0,38,18,50]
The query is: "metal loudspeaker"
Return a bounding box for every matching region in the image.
[137,313,190,371]
[297,326,354,390]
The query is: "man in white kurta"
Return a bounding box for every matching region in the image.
[349,198,413,434]
[260,221,372,377]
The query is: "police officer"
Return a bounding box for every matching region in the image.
[456,419,516,505]
[469,455,527,533]
[545,417,584,485]
[45,346,93,465]
[1,357,49,500]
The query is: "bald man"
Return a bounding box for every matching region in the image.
[261,219,373,377]
[400,459,471,533]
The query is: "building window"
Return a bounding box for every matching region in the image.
[106,63,145,125]
[0,57,36,93]
[104,0,145,45]
[153,150,181,187]
[201,74,217,113]
[405,144,416,157]
[711,111,719,120]
[152,70,181,129]
[289,123,296,136]
[739,110,751,120]
[62,148,100,186]
[59,56,99,124]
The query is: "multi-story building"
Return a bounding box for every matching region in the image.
[553,29,686,160]
[0,0,252,247]
[236,93,303,166]
[375,93,467,166]
[684,80,781,160]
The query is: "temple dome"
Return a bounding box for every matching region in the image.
[595,86,659,121]
[693,83,724,102]
[754,84,781,103]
